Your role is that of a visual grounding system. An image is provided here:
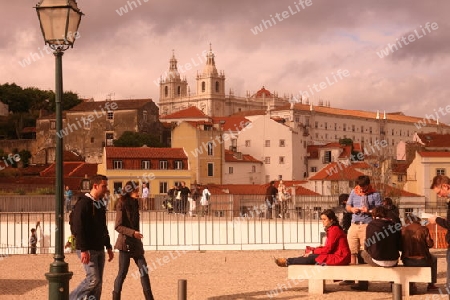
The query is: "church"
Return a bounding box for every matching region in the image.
[158,46,290,117]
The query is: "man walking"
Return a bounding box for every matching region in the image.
[70,174,114,300]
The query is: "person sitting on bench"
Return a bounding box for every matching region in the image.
[274,209,351,266]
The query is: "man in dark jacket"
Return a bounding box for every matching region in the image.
[70,174,114,300]
[265,181,278,219]
[429,175,450,292]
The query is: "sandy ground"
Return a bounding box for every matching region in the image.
[0,249,449,300]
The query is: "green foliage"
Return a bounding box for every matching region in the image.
[35,187,55,195]
[114,131,163,147]
[14,188,26,195]
[0,83,82,138]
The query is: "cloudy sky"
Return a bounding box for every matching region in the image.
[2,1,449,122]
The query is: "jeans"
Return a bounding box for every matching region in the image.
[65,199,71,212]
[287,254,319,265]
[403,255,437,283]
[113,251,153,297]
[70,250,105,300]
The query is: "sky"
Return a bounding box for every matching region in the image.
[2,0,450,122]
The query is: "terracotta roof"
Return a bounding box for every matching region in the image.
[229,110,267,117]
[309,162,365,181]
[391,163,410,173]
[69,99,153,111]
[351,162,371,169]
[418,151,450,158]
[211,116,251,132]
[68,163,98,177]
[338,146,352,159]
[416,133,450,147]
[105,147,187,159]
[207,182,319,196]
[160,106,209,119]
[63,150,84,161]
[272,104,448,127]
[224,150,262,163]
[307,145,319,159]
[252,86,272,98]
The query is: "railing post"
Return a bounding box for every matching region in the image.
[178,279,187,300]
[392,283,402,300]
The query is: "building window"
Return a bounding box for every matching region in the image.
[174,160,183,169]
[311,166,317,172]
[105,133,114,146]
[251,165,256,173]
[229,167,233,174]
[164,86,168,97]
[264,157,271,164]
[279,156,285,164]
[279,139,285,147]
[437,168,446,176]
[141,160,151,169]
[202,81,206,92]
[245,140,251,147]
[50,121,56,130]
[207,142,213,156]
[177,86,181,95]
[143,110,148,121]
[159,182,168,194]
[361,125,364,132]
[113,160,123,169]
[315,121,318,129]
[369,127,372,134]
[324,122,328,129]
[323,151,332,163]
[352,125,355,132]
[334,123,337,130]
[265,140,270,147]
[159,160,168,170]
[90,137,94,143]
[397,175,404,182]
[107,111,114,120]
[207,163,214,176]
[113,182,123,194]
[343,123,346,131]
[215,81,219,92]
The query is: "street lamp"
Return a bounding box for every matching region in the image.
[35,1,83,299]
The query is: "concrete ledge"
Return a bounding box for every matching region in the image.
[287,264,431,296]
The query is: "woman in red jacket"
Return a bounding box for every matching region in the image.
[275,209,351,266]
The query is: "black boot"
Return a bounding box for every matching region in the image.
[112,291,121,300]
[144,290,154,300]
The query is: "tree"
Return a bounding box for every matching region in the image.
[114,131,163,147]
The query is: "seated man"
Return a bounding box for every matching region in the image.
[402,214,438,294]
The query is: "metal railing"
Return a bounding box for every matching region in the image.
[0,195,339,254]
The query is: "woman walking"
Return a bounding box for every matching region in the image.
[112,181,154,300]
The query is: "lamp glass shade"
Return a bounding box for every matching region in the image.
[36,0,83,47]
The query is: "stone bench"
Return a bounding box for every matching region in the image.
[287,264,431,297]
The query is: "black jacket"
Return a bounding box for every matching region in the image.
[436,203,450,245]
[365,218,401,261]
[114,196,144,256]
[72,194,112,252]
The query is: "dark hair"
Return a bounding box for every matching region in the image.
[122,181,139,196]
[356,175,370,187]
[338,193,349,205]
[430,175,450,189]
[320,209,339,226]
[372,206,387,219]
[383,197,393,206]
[31,228,36,232]
[89,174,108,189]
[270,181,275,185]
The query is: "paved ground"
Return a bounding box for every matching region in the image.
[0,249,449,299]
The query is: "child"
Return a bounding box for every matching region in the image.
[64,235,76,253]
[29,228,37,254]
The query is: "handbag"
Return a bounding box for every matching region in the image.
[125,236,143,254]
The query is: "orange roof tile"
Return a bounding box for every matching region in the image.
[211,116,251,132]
[206,182,319,196]
[418,151,450,158]
[252,86,272,98]
[416,133,450,147]
[70,99,153,111]
[224,150,262,163]
[309,162,365,181]
[105,147,187,159]
[160,106,209,119]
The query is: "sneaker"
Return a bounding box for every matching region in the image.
[273,257,288,267]
[427,283,438,291]
[339,280,355,286]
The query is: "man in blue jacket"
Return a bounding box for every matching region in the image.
[70,174,114,300]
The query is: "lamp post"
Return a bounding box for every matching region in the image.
[35,1,83,299]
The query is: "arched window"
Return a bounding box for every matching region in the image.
[215,81,219,92]
[202,82,206,92]
[177,86,181,95]
[164,86,168,97]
